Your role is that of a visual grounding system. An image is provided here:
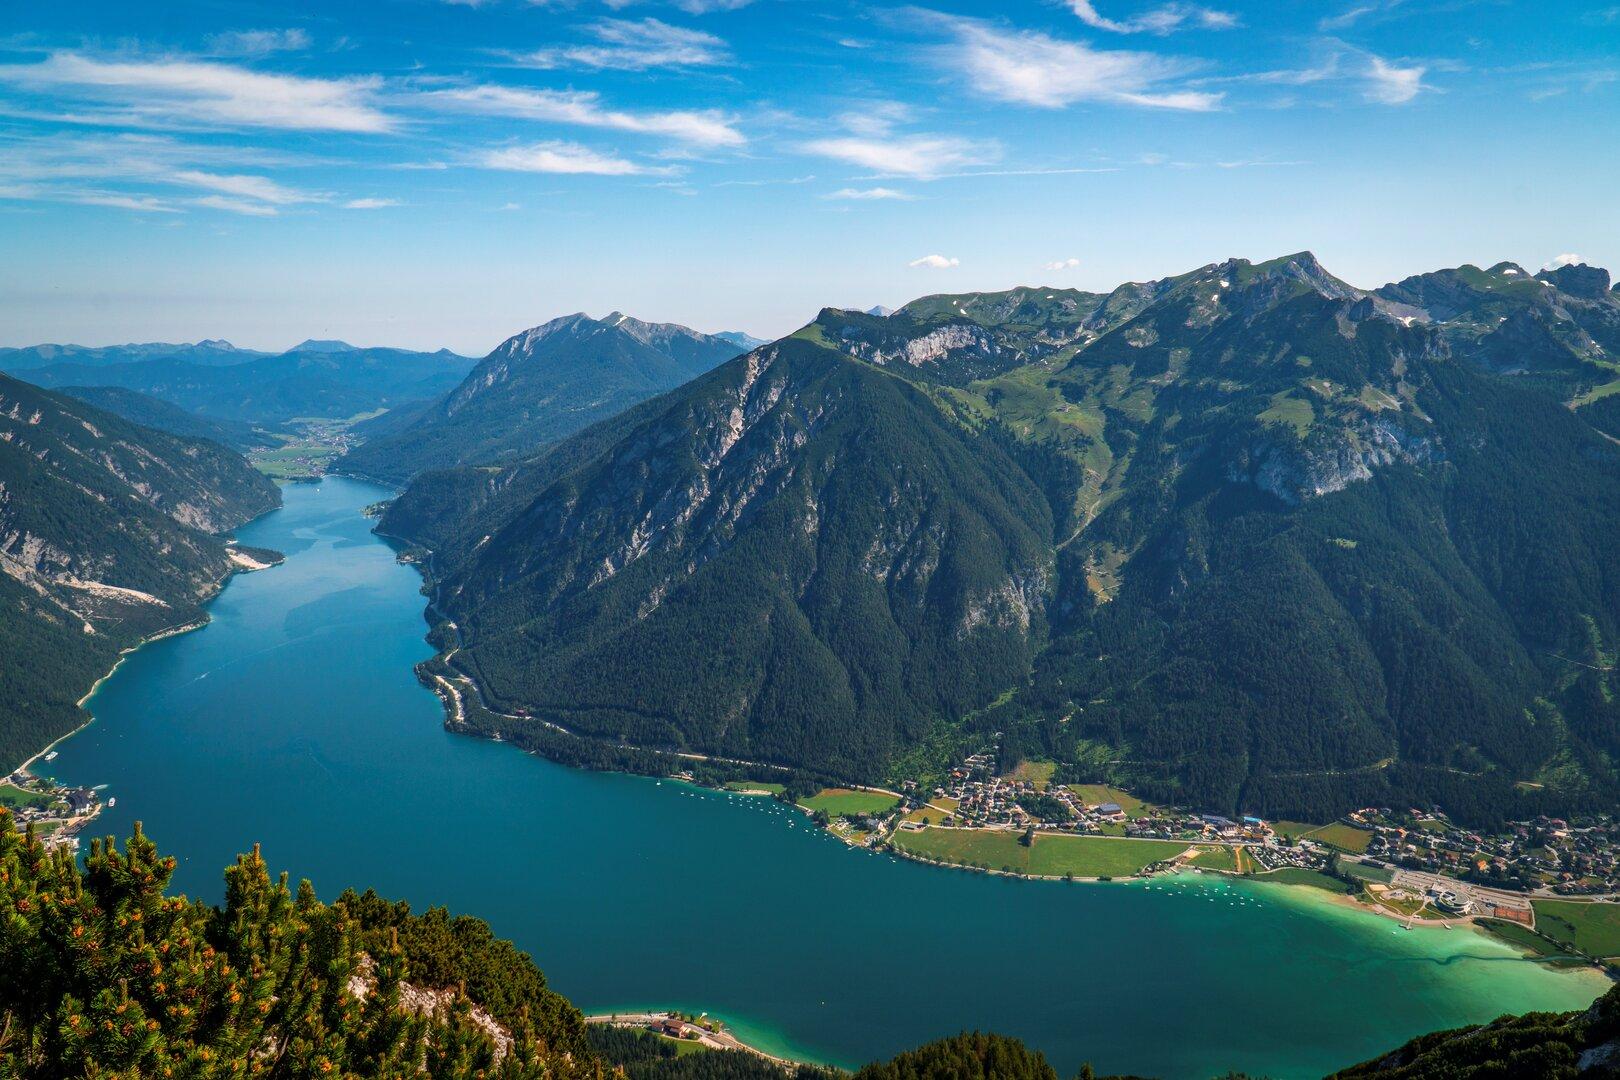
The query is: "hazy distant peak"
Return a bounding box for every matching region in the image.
[289,339,358,353]
[714,330,768,351]
[866,305,896,318]
[495,311,733,359]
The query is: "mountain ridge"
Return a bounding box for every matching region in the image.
[346,253,1620,824]
[340,312,744,484]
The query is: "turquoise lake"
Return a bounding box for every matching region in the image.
[44,476,1609,1080]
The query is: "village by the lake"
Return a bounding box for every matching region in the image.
[694,741,1620,975]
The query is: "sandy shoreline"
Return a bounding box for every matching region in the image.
[584,1012,811,1068]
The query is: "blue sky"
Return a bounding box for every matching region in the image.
[1,0,1616,353]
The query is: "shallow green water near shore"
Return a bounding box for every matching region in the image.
[46,477,1608,1079]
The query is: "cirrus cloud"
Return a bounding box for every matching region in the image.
[801,133,999,179]
[933,15,1223,111]
[0,52,393,132]
[1069,1,1238,35]
[476,141,673,176]
[426,84,743,147]
[520,18,729,71]
[823,186,916,200]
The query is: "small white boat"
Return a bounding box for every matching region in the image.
[44,751,57,762]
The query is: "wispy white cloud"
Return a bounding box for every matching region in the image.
[933,16,1223,111]
[195,194,279,216]
[602,0,753,13]
[1043,257,1081,270]
[0,132,332,217]
[204,29,312,57]
[0,183,182,213]
[344,197,399,209]
[521,18,728,70]
[1201,45,1429,107]
[1362,54,1427,104]
[1547,253,1587,269]
[426,84,742,147]
[1319,1,1405,31]
[476,140,673,175]
[1069,1,1238,35]
[802,134,999,179]
[909,254,959,268]
[823,186,915,200]
[0,52,392,132]
[802,107,997,180]
[171,170,317,204]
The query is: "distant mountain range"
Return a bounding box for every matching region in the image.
[380,254,1620,828]
[339,313,745,484]
[0,372,280,771]
[0,339,266,370]
[0,340,475,428]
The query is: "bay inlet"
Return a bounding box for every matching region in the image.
[44,477,1609,1080]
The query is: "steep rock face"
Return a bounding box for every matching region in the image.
[1234,414,1440,505]
[0,372,281,770]
[394,339,1054,779]
[342,314,742,484]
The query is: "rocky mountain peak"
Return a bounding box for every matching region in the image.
[1537,263,1613,300]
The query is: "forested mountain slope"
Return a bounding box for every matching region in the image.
[383,254,1620,826]
[58,384,274,452]
[0,372,280,771]
[385,337,1052,779]
[341,313,743,484]
[16,342,474,427]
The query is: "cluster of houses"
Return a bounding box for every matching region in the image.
[1356,806,1620,895]
[3,772,100,850]
[885,749,1620,901]
[906,755,1288,848]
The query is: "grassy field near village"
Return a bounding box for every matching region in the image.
[1066,784,1149,815]
[0,783,52,809]
[1532,899,1620,958]
[1003,760,1057,788]
[1477,919,1585,964]
[903,797,958,825]
[1269,820,1373,852]
[252,439,344,480]
[1252,867,1354,894]
[892,826,1184,878]
[1189,846,1240,872]
[1340,861,1395,884]
[798,788,900,817]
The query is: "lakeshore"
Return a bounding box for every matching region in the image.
[34,477,1614,1080]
